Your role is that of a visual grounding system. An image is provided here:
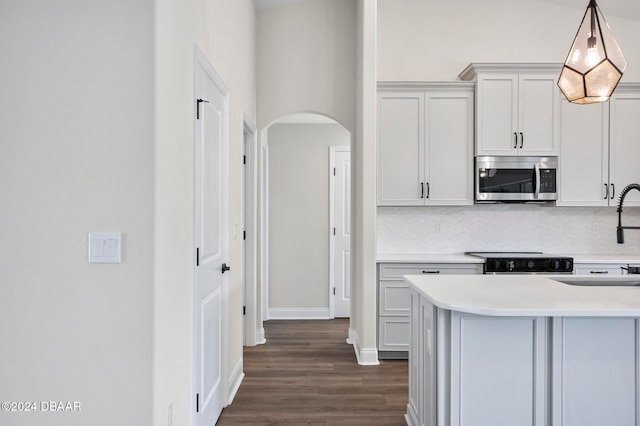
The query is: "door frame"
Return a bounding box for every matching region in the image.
[243,115,263,345]
[329,145,351,319]
[192,45,229,425]
[260,134,270,322]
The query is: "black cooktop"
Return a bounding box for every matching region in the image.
[465,251,574,274]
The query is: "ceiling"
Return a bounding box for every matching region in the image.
[254,0,640,20]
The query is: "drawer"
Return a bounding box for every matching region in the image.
[379,280,410,316]
[379,262,482,280]
[574,264,626,275]
[378,316,410,352]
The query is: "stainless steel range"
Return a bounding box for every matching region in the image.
[466,251,574,274]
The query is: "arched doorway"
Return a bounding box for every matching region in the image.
[259,113,351,323]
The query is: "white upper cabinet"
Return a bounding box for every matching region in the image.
[558,99,609,206]
[609,86,640,207]
[377,91,424,205]
[460,64,561,156]
[559,84,640,207]
[377,83,474,206]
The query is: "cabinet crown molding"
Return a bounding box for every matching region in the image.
[377,81,475,91]
[459,63,563,81]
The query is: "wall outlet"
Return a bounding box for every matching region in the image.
[167,402,173,426]
[434,221,441,233]
[592,221,601,234]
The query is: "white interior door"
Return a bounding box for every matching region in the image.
[331,146,351,318]
[193,48,229,426]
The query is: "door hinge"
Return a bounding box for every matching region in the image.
[196,98,209,120]
[196,247,199,266]
[333,167,336,176]
[196,393,200,413]
[243,155,246,165]
[333,228,336,236]
[243,306,246,315]
[243,230,246,240]
[333,287,336,295]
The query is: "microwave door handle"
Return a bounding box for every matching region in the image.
[534,164,540,199]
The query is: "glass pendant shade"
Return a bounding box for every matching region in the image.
[558,0,627,104]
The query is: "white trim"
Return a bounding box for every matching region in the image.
[255,328,266,345]
[328,145,350,319]
[458,62,563,81]
[243,115,260,346]
[260,140,269,321]
[268,308,330,320]
[227,359,244,406]
[377,81,476,92]
[348,329,380,365]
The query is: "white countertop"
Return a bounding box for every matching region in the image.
[376,253,483,263]
[405,274,640,317]
[572,255,640,264]
[378,253,640,264]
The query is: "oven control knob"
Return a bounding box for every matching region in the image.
[527,261,535,269]
[492,259,502,271]
[564,260,572,271]
[552,260,560,270]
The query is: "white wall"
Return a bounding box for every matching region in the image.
[267,123,349,316]
[154,1,256,425]
[377,0,640,81]
[256,0,357,130]
[0,1,154,425]
[352,0,379,365]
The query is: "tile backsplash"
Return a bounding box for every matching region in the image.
[377,205,640,255]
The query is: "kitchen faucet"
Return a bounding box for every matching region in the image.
[616,183,640,243]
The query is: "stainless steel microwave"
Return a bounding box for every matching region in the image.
[475,156,558,203]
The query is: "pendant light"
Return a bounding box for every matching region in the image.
[558,0,627,104]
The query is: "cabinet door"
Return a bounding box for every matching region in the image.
[518,74,560,155]
[610,92,640,206]
[558,99,609,206]
[476,74,519,155]
[377,93,425,205]
[426,91,474,205]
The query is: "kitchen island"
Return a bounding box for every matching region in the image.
[405,274,640,426]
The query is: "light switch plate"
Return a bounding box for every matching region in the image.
[88,232,122,263]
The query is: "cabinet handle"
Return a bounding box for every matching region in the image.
[421,182,424,199]
[513,132,518,149]
[422,270,440,274]
[604,183,609,199]
[611,183,615,200]
[590,270,609,274]
[519,132,523,149]
[426,182,430,199]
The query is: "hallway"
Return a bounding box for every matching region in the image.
[217,319,408,425]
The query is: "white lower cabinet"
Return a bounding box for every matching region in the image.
[377,262,481,358]
[407,290,640,426]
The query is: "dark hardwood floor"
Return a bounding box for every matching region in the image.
[217,319,408,425]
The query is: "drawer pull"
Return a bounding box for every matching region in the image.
[590,271,609,274]
[422,270,440,274]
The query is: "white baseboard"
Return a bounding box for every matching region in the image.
[268,308,330,320]
[349,329,379,366]
[256,327,266,344]
[227,359,244,405]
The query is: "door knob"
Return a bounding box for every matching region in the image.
[222,263,231,274]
